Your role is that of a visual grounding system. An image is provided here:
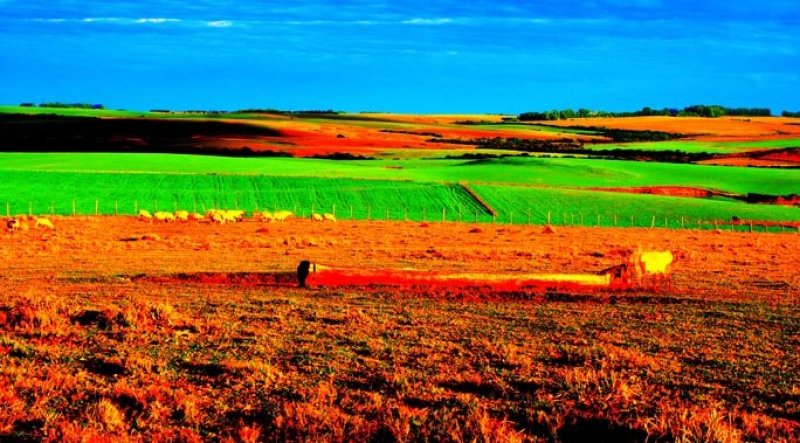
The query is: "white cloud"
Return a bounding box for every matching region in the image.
[207,20,233,28]
[401,17,453,25]
[134,18,181,24]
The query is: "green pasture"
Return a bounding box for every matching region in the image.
[1,153,796,195]
[0,171,486,220]
[470,184,799,228]
[588,139,800,154]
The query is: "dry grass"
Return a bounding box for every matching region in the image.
[0,217,797,441]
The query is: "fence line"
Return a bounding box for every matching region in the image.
[3,199,797,233]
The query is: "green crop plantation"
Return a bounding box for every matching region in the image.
[0,153,798,227]
[470,184,800,228]
[2,153,799,195]
[0,171,487,220]
[588,138,800,154]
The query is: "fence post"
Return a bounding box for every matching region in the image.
[547,211,551,225]
[680,216,684,229]
[72,200,76,216]
[350,205,354,220]
[367,206,372,221]
[493,213,497,223]
[442,208,446,222]
[386,208,389,221]
[650,216,656,228]
[404,207,408,221]
[115,201,118,216]
[332,204,336,218]
[630,215,634,228]
[29,201,32,216]
[614,214,618,227]
[749,222,753,233]
[563,212,567,226]
[95,200,99,216]
[596,214,601,228]
[527,209,531,225]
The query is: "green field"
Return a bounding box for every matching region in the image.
[0,154,797,226]
[470,184,800,228]
[0,171,487,220]
[589,138,800,154]
[2,153,798,195]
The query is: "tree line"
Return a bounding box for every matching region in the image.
[518,105,774,121]
[20,102,105,110]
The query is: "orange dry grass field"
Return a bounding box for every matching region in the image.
[1,217,798,442]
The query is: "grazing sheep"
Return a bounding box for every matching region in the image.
[222,213,238,224]
[138,210,153,221]
[273,210,294,222]
[34,217,55,230]
[323,213,336,222]
[189,212,205,221]
[211,213,226,224]
[6,217,29,232]
[174,210,190,222]
[154,211,176,222]
[225,210,245,222]
[311,213,323,222]
[253,210,274,222]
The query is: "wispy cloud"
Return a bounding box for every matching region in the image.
[206,20,233,27]
[401,17,453,25]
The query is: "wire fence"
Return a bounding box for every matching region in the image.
[5,199,799,234]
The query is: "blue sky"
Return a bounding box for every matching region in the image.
[1,0,798,113]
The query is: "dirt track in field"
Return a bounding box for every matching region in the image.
[2,217,797,303]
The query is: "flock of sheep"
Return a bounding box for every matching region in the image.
[135,209,337,224]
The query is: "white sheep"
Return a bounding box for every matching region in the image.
[34,217,55,230]
[323,213,336,222]
[273,210,293,222]
[174,210,190,222]
[311,213,324,222]
[138,210,153,221]
[154,211,176,222]
[254,211,274,222]
[225,210,245,222]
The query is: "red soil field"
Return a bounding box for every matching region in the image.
[215,117,597,157]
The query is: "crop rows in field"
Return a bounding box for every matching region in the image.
[1,170,797,229]
[469,184,800,228]
[0,171,488,220]
[2,153,800,195]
